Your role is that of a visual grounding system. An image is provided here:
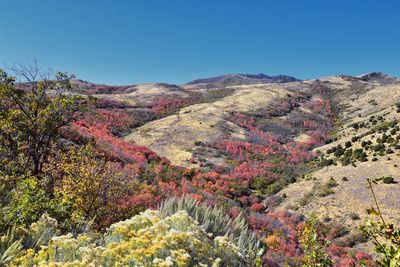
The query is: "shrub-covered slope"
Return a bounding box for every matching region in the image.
[0,67,399,266]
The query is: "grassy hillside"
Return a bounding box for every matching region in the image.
[0,68,398,266]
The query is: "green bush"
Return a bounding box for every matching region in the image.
[361,179,400,266]
[159,195,261,261]
[386,149,394,154]
[374,144,386,152]
[326,177,338,188]
[351,136,359,142]
[0,227,24,266]
[361,141,367,147]
[300,215,333,267]
[6,178,50,226]
[382,176,396,184]
[341,156,351,166]
[334,148,344,157]
[194,140,204,146]
[320,159,334,167]
[250,176,271,191]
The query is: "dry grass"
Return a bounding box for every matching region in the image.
[98,83,191,106]
[125,84,290,165]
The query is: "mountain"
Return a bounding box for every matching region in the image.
[358,72,400,84]
[186,73,300,86]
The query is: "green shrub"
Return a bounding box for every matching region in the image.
[386,149,394,154]
[265,181,285,195]
[334,148,344,158]
[0,227,24,266]
[13,197,263,267]
[298,192,313,206]
[361,141,367,147]
[313,183,334,197]
[350,213,360,220]
[194,140,204,146]
[341,156,351,166]
[300,215,333,267]
[361,179,400,266]
[382,176,396,184]
[326,177,338,188]
[6,178,51,226]
[250,176,271,191]
[159,195,262,262]
[374,144,386,152]
[320,158,334,167]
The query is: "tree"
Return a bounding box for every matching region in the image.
[0,63,86,177]
[47,145,132,229]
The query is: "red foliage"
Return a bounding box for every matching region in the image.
[229,112,256,130]
[57,89,373,266]
[285,141,314,164]
[151,97,190,115]
[309,99,333,116]
[326,243,375,267]
[70,120,158,164]
[250,203,265,212]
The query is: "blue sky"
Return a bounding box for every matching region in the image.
[1,0,400,85]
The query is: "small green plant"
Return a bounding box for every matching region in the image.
[319,158,334,167]
[326,177,338,188]
[349,212,360,221]
[194,140,204,146]
[361,178,400,266]
[299,214,333,267]
[382,176,396,184]
[0,227,24,266]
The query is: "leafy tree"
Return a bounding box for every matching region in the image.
[46,145,132,229]
[0,64,86,177]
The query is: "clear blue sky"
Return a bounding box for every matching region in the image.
[1,0,400,85]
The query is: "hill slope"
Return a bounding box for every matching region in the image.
[81,72,400,255]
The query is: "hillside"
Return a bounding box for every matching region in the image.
[1,69,399,266]
[121,73,400,253]
[89,72,400,224]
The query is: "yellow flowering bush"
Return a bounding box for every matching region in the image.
[13,210,248,266]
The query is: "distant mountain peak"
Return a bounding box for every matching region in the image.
[358,72,399,84]
[186,73,300,86]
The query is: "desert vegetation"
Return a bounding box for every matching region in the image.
[0,65,399,266]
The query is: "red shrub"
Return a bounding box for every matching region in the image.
[151,97,190,115]
[250,203,265,212]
